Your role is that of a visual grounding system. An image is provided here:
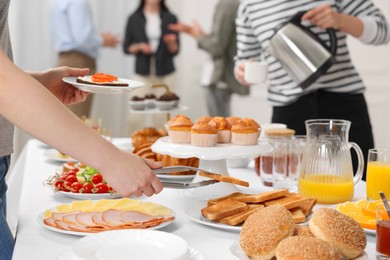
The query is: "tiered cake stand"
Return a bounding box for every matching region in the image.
[152,136,272,200]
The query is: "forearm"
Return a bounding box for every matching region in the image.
[0,53,117,172]
[166,41,178,54]
[338,13,364,38]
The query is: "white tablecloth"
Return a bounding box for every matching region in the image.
[8,139,376,260]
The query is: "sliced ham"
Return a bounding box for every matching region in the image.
[120,210,163,224]
[52,211,80,221]
[102,209,126,226]
[43,217,57,228]
[76,212,105,229]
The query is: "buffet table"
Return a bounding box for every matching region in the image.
[8,139,376,260]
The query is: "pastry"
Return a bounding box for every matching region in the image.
[190,122,218,147]
[231,118,261,145]
[168,115,193,143]
[209,117,231,143]
[76,73,128,86]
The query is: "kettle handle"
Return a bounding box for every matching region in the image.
[289,11,338,56]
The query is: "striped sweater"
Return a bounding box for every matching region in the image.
[235,0,390,106]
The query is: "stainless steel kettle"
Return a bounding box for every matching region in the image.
[266,11,337,89]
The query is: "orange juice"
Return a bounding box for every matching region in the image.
[366,162,390,200]
[298,174,354,204]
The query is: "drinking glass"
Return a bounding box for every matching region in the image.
[366,149,390,200]
[272,139,301,192]
[376,205,390,259]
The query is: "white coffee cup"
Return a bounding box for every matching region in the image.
[244,61,268,84]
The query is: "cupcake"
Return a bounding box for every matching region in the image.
[209,117,231,143]
[226,116,241,127]
[191,122,218,147]
[195,116,213,124]
[168,115,193,143]
[144,94,156,108]
[128,96,146,110]
[231,118,261,145]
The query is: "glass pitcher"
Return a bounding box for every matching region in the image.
[298,119,364,204]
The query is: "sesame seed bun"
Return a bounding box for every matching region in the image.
[275,236,340,260]
[309,208,366,259]
[240,205,294,260]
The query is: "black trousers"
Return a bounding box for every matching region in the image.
[272,90,374,181]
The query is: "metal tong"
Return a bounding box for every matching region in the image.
[153,166,220,189]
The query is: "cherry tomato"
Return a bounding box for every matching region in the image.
[95,183,109,193]
[66,171,77,177]
[68,168,79,174]
[66,175,78,183]
[54,181,64,190]
[71,182,83,193]
[91,174,103,184]
[82,182,94,193]
[60,174,68,181]
[62,181,73,191]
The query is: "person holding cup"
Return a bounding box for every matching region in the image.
[234,1,390,181]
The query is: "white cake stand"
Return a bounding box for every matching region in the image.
[151,136,273,200]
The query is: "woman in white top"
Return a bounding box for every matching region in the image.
[234,1,390,180]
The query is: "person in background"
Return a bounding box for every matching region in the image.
[234,1,390,180]
[0,1,163,259]
[123,0,179,132]
[169,0,248,117]
[49,0,121,118]
[123,0,179,94]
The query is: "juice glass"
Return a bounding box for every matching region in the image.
[376,205,390,259]
[366,149,390,200]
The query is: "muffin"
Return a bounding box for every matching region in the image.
[195,116,213,124]
[168,115,193,143]
[209,117,231,143]
[157,92,180,108]
[191,122,218,147]
[226,116,241,127]
[231,118,261,145]
[128,96,146,110]
[144,94,156,108]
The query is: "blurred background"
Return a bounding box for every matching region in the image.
[8,0,390,167]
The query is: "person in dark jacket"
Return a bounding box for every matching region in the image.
[123,0,179,93]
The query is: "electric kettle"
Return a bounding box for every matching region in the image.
[266,11,338,89]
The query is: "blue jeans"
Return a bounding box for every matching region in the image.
[0,155,13,260]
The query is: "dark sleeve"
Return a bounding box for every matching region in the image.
[123,15,135,54]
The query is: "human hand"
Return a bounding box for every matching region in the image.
[99,151,163,198]
[169,21,204,38]
[102,32,121,48]
[234,63,251,86]
[130,43,153,55]
[163,34,177,44]
[35,66,90,105]
[302,4,341,30]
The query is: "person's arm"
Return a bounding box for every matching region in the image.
[302,1,390,45]
[302,4,363,37]
[0,49,163,198]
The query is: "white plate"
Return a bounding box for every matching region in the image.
[230,240,369,260]
[63,77,144,94]
[152,137,273,160]
[364,228,376,236]
[38,208,175,237]
[72,229,189,260]
[44,149,77,162]
[56,247,204,260]
[184,201,241,232]
[57,191,121,200]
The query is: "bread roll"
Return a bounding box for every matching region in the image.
[309,208,366,259]
[276,236,340,260]
[240,205,294,259]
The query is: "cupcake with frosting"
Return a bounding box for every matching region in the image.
[209,117,231,143]
[231,118,261,145]
[191,122,218,147]
[168,115,193,143]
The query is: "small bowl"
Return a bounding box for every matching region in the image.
[155,100,175,110]
[128,100,146,110]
